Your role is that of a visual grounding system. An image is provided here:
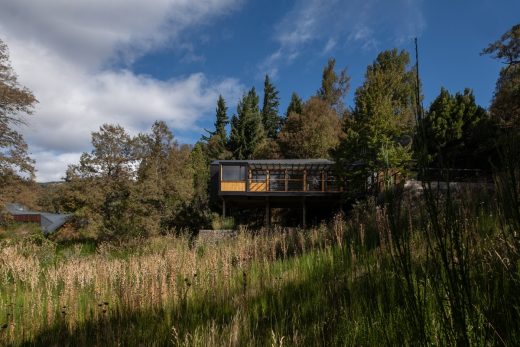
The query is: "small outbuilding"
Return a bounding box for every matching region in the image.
[3,203,72,234]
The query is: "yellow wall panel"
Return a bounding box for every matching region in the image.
[250,181,267,192]
[221,181,246,192]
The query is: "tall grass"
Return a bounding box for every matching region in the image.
[0,179,519,345]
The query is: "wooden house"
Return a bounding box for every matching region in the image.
[210,159,343,227]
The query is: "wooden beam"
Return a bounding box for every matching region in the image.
[321,171,325,192]
[285,169,288,192]
[303,169,307,191]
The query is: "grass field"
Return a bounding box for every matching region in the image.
[1,182,519,346]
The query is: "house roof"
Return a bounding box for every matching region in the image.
[211,159,335,171]
[4,203,72,234]
[41,213,73,233]
[4,203,40,215]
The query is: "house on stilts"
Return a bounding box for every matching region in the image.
[210,159,343,227]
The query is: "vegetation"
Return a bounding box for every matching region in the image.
[0,39,38,206]
[1,181,520,345]
[1,22,520,346]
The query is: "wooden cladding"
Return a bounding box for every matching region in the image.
[221,181,246,192]
[250,182,267,192]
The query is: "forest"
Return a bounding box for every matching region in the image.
[0,23,519,346]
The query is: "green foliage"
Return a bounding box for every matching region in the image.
[278,97,342,158]
[336,49,416,180]
[482,23,520,135]
[285,92,303,117]
[481,23,520,66]
[317,57,350,113]
[417,87,496,169]
[261,74,281,139]
[0,39,37,182]
[210,213,235,230]
[228,88,267,159]
[2,187,520,346]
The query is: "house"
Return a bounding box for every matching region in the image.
[210,159,343,227]
[3,203,72,234]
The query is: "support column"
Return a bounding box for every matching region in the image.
[302,197,306,229]
[222,198,226,218]
[285,169,288,191]
[265,197,271,228]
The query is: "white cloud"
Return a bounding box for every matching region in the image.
[0,0,243,181]
[260,0,426,76]
[323,38,337,54]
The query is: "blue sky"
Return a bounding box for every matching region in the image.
[0,0,518,181]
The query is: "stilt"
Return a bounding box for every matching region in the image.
[265,197,271,227]
[222,198,226,218]
[302,197,306,229]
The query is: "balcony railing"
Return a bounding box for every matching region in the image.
[247,178,341,193]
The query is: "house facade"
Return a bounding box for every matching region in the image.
[210,159,343,227]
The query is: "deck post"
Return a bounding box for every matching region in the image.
[265,197,271,228]
[285,169,288,191]
[302,197,306,229]
[321,171,325,192]
[246,169,251,192]
[303,169,307,191]
[222,198,226,218]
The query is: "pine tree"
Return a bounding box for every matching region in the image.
[418,88,494,169]
[228,87,266,159]
[261,75,281,138]
[203,95,231,159]
[285,92,303,117]
[203,95,228,140]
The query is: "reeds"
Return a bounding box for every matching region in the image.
[0,183,519,345]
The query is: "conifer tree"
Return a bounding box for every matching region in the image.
[285,92,303,117]
[418,88,494,169]
[203,95,231,159]
[228,87,266,159]
[261,75,281,138]
[203,95,228,141]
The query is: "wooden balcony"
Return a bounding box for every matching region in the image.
[213,159,343,196]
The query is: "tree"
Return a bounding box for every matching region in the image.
[203,95,228,141]
[317,58,350,112]
[278,96,342,158]
[66,124,137,237]
[261,75,281,138]
[482,24,520,66]
[133,121,196,233]
[204,96,231,160]
[0,39,37,179]
[418,88,494,169]
[228,87,266,159]
[73,124,136,180]
[482,24,520,130]
[285,92,303,117]
[336,49,416,180]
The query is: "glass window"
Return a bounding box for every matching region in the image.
[222,165,246,181]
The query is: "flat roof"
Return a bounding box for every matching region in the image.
[211,159,335,170]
